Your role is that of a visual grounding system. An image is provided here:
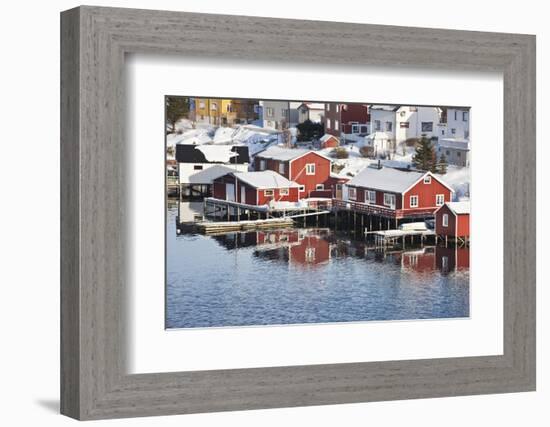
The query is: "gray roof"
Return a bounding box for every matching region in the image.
[445,201,470,215]
[256,145,331,162]
[438,138,470,151]
[347,166,427,193]
[187,165,241,184]
[234,170,300,189]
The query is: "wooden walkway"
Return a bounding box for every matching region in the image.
[367,229,436,247]
[196,218,294,234]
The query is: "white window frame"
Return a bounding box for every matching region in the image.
[259,159,266,171]
[315,184,324,191]
[279,188,289,196]
[264,189,274,197]
[374,120,381,131]
[298,185,305,192]
[306,163,316,175]
[383,193,396,208]
[442,213,449,227]
[385,121,393,132]
[278,162,285,175]
[423,175,432,184]
[348,187,357,200]
[335,120,339,131]
[336,104,340,113]
[436,194,445,206]
[366,190,376,204]
[410,195,419,208]
[326,118,332,130]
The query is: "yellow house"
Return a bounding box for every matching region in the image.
[193,98,237,125]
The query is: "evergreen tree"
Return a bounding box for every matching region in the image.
[296,119,324,141]
[165,96,190,133]
[437,152,448,174]
[412,136,436,171]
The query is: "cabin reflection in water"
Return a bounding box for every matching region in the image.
[210,227,469,273]
[212,228,332,266]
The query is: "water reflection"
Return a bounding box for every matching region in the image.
[166,204,469,328]
[210,227,469,274]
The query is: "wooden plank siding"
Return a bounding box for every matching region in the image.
[213,173,299,205]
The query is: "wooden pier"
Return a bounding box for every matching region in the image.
[368,229,436,248]
[196,217,294,234]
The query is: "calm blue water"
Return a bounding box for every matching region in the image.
[166,204,469,329]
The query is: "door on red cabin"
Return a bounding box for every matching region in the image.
[335,184,343,199]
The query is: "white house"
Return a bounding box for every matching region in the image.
[369,105,398,138]
[370,105,442,144]
[176,144,249,198]
[358,131,394,158]
[297,102,325,124]
[441,107,470,139]
[394,106,442,142]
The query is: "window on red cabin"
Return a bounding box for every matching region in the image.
[442,213,449,227]
[423,175,432,184]
[306,163,315,175]
[366,190,376,204]
[436,194,445,206]
[280,188,289,196]
[264,189,274,197]
[316,184,324,191]
[410,195,419,207]
[278,162,285,174]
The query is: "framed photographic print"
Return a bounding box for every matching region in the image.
[61,6,536,420]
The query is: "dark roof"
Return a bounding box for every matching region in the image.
[176,144,249,164]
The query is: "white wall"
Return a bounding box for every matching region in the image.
[445,108,470,139]
[1,1,547,426]
[395,106,442,142]
[370,109,396,137]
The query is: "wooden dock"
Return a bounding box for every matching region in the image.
[367,229,436,247]
[196,218,294,234]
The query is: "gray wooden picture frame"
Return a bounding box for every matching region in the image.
[60,5,536,420]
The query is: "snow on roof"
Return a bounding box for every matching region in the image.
[300,102,325,110]
[195,145,238,162]
[187,165,242,184]
[370,105,400,111]
[438,138,470,151]
[445,201,470,215]
[320,134,339,142]
[347,166,426,193]
[256,145,331,162]
[234,170,300,189]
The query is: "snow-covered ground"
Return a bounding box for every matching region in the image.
[167,122,470,200]
[321,142,470,200]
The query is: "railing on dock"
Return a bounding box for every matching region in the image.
[332,199,436,219]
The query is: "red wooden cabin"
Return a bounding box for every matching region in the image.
[212,170,300,206]
[254,146,334,198]
[343,165,454,219]
[319,134,340,149]
[435,202,470,239]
